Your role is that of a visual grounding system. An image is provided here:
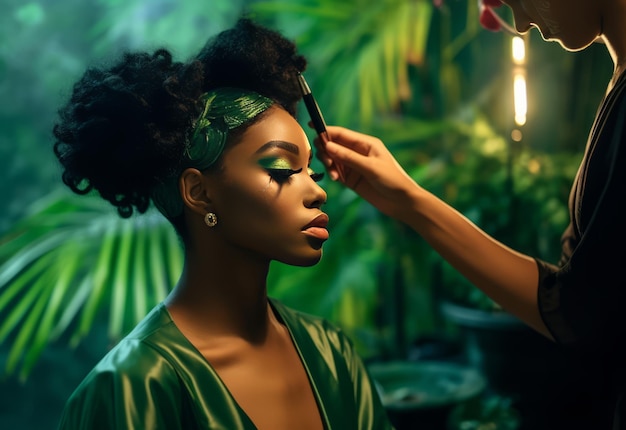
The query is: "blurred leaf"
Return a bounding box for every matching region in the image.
[0,191,182,377]
[253,0,434,127]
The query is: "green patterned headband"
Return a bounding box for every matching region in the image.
[152,88,274,218]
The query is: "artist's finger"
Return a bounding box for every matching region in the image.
[324,139,372,172]
[325,126,377,155]
[313,137,332,165]
[313,139,340,181]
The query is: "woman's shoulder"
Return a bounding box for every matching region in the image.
[79,304,182,384]
[58,305,193,428]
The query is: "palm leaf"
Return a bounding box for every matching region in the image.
[0,190,182,379]
[252,0,434,127]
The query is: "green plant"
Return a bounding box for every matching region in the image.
[447,395,520,430]
[428,122,579,310]
[0,191,182,379]
[0,0,605,381]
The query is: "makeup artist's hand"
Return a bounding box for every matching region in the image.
[314,126,420,219]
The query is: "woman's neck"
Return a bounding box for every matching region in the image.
[600,1,626,89]
[165,247,273,342]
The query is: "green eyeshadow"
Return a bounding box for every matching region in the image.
[259,158,293,169]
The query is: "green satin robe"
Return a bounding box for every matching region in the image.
[58,299,394,429]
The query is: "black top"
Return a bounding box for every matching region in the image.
[537,72,626,429]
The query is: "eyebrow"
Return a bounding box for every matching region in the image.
[255,140,300,155]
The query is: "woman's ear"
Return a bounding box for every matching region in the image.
[179,168,212,216]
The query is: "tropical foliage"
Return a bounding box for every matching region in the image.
[0,0,610,387]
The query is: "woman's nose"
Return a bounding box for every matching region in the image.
[306,181,327,209]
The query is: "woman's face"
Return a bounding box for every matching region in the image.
[206,106,328,267]
[500,0,601,51]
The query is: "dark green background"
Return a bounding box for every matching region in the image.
[0,0,612,428]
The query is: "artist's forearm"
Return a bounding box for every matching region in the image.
[397,186,552,339]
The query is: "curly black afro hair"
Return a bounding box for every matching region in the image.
[197,18,306,117]
[52,17,307,220]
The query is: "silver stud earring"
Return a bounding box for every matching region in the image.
[204,212,218,227]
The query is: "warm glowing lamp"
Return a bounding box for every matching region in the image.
[512,36,527,127]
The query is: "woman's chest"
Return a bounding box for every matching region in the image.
[200,333,325,430]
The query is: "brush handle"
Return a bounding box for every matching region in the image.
[302,93,327,135]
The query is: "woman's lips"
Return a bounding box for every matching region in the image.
[302,213,329,240]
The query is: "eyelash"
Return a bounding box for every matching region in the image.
[310,172,325,182]
[266,168,325,183]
